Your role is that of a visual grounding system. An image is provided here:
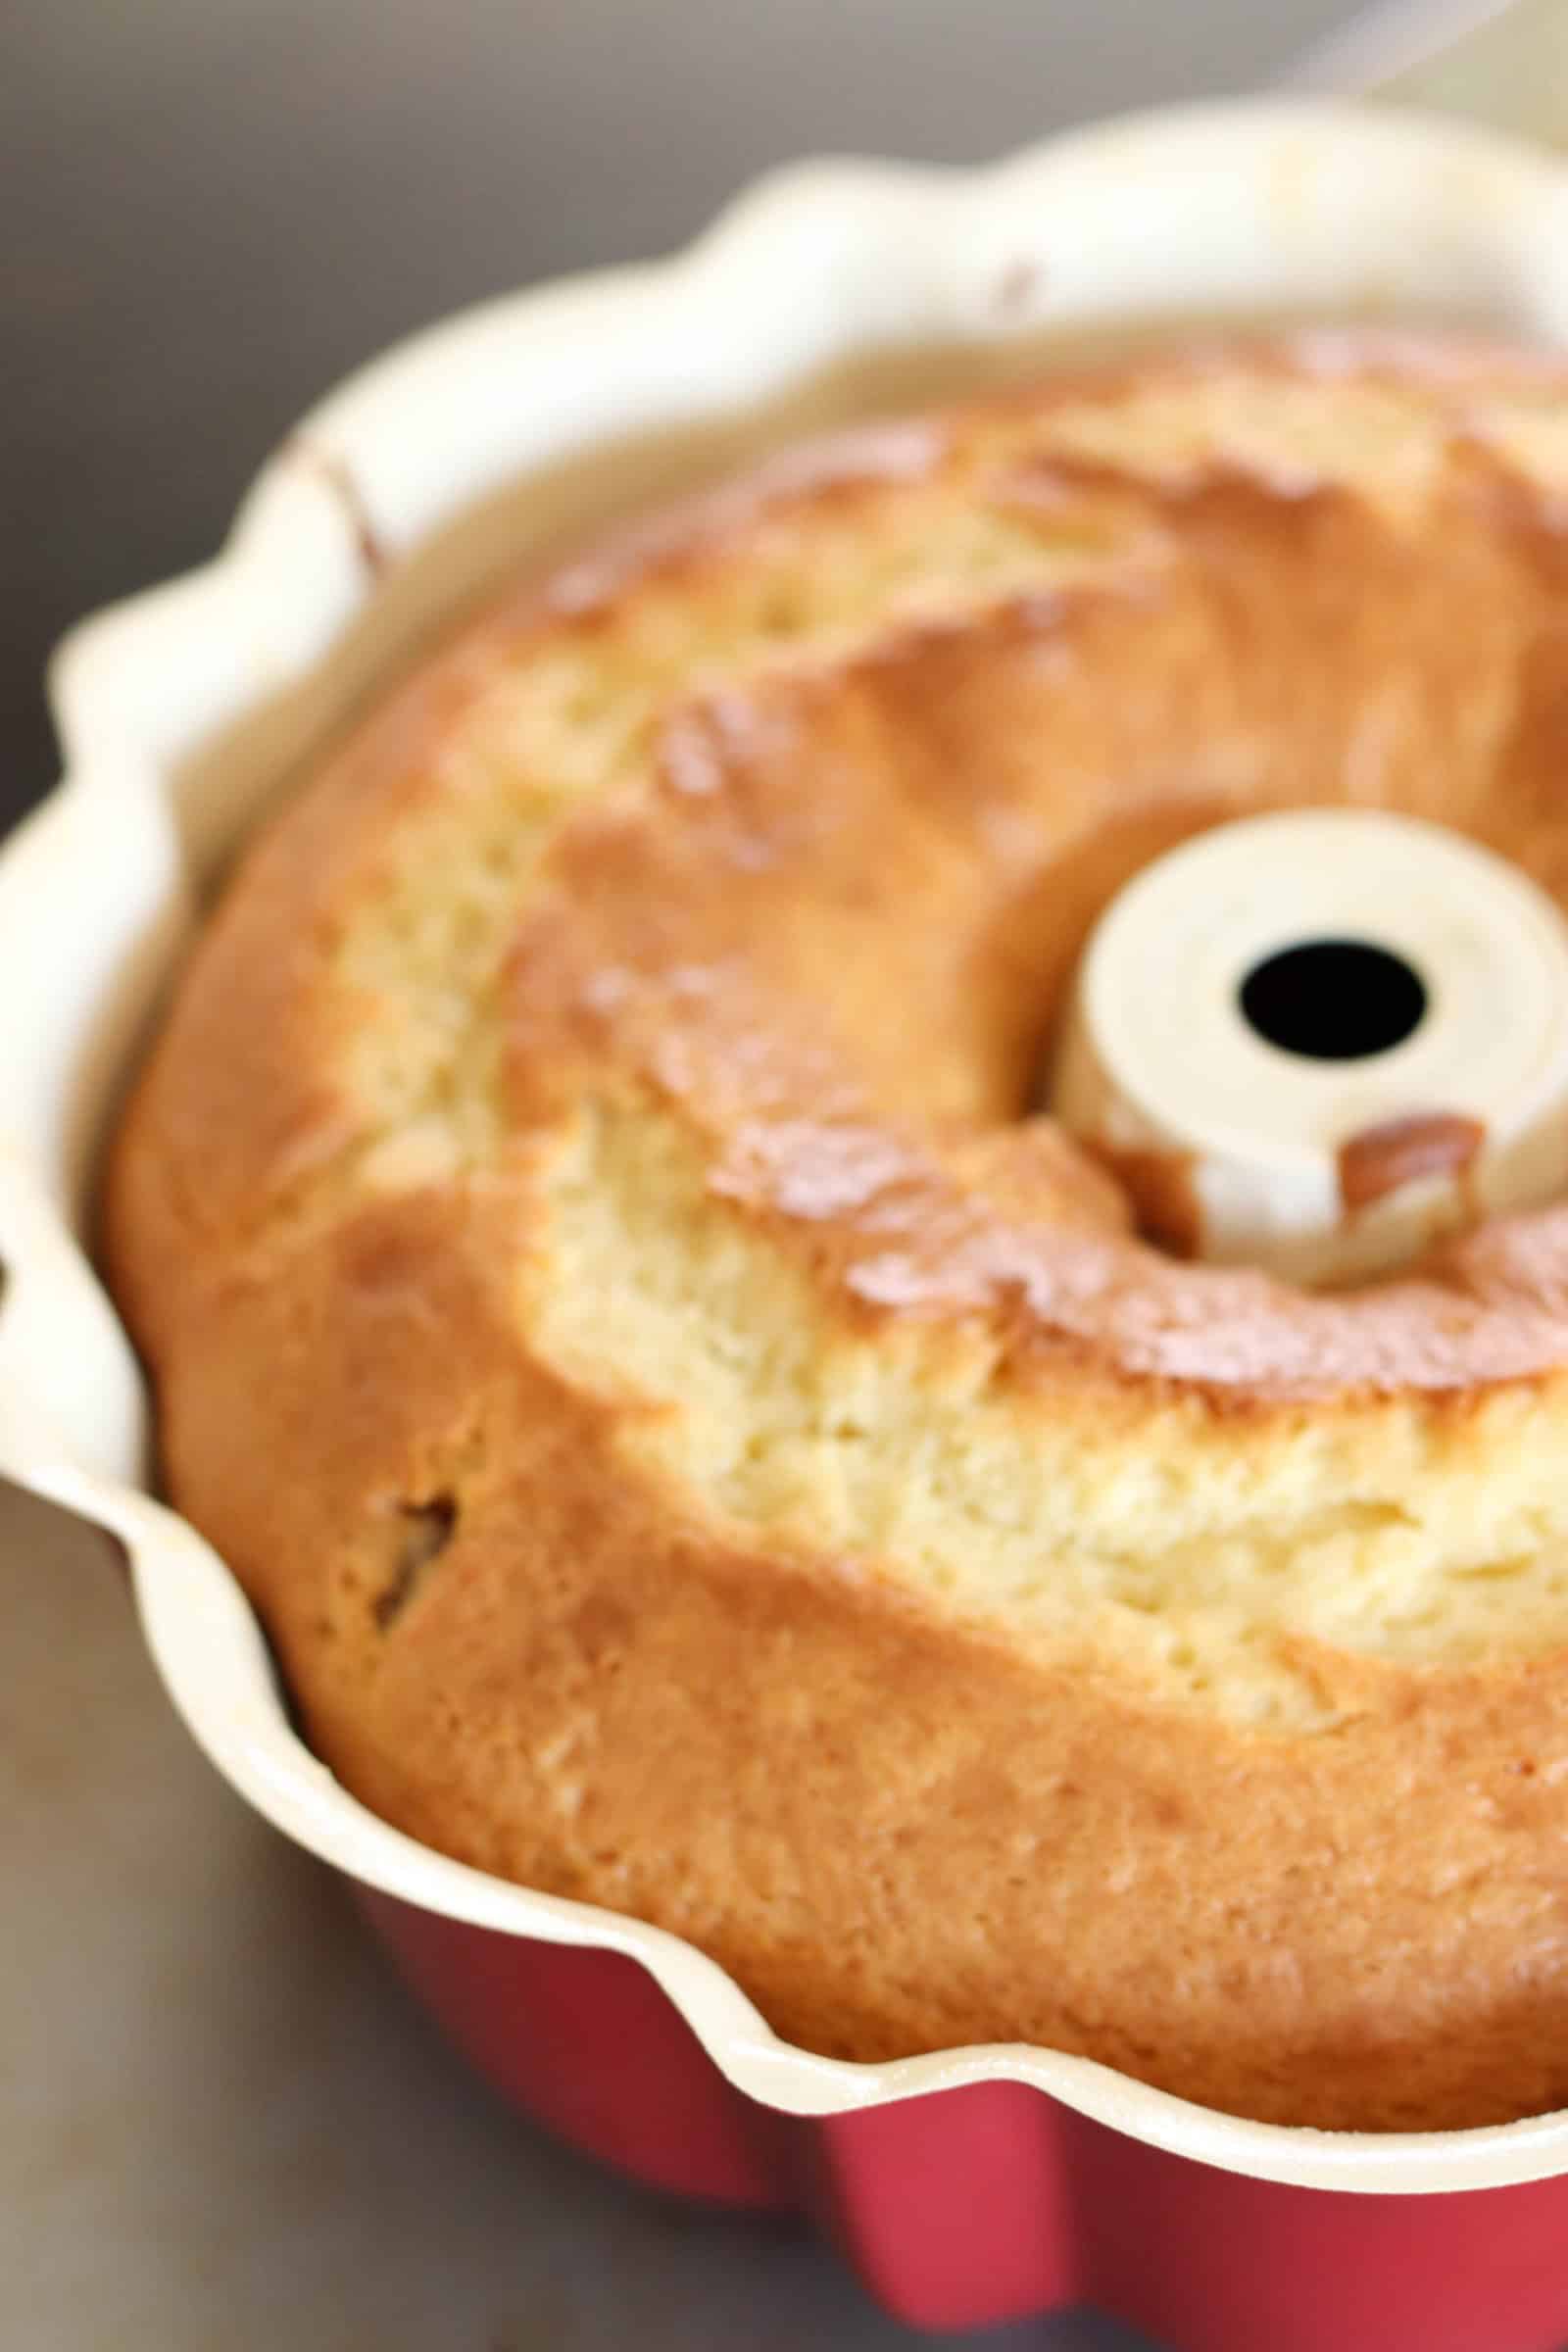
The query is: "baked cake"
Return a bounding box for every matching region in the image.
[106,332,1568,2129]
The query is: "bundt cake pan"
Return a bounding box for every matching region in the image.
[4,100,1568,2348]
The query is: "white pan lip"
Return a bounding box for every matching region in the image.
[5,95,1568,2196]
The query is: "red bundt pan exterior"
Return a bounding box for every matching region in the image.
[360,1889,1568,2345]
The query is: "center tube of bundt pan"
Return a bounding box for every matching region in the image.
[1047,809,1568,1287]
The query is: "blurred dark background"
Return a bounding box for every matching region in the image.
[5,0,1375,828]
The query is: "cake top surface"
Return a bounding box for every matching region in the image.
[109,329,1568,1722]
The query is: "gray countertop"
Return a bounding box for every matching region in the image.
[0,4,1492,2344]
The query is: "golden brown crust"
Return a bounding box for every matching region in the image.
[128,1186,1568,2131]
[103,332,1568,2128]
